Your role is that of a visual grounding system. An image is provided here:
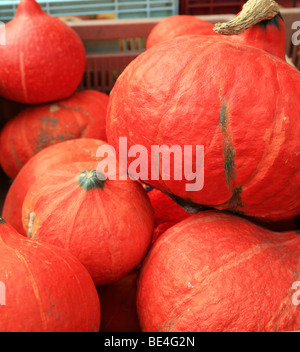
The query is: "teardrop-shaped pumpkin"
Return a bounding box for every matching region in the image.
[0,0,86,104]
[0,90,109,179]
[137,211,300,332]
[22,161,154,286]
[2,138,106,236]
[0,217,100,332]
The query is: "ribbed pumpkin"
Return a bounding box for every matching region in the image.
[2,138,106,236]
[146,15,216,50]
[0,90,109,179]
[98,269,141,332]
[137,211,300,332]
[0,217,100,332]
[22,161,154,286]
[0,0,86,104]
[107,35,300,221]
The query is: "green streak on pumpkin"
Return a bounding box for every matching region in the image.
[78,170,106,191]
[220,99,236,186]
[0,218,6,224]
[227,186,243,210]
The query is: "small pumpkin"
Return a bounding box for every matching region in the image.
[22,161,154,286]
[0,0,86,104]
[147,188,192,244]
[0,217,100,332]
[137,211,300,332]
[2,138,106,236]
[146,15,216,50]
[0,90,109,179]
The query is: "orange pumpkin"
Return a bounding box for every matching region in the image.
[0,90,109,179]
[0,217,100,332]
[22,161,154,286]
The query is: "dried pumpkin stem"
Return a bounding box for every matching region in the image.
[214,0,280,35]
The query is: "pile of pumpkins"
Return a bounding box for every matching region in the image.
[0,0,299,332]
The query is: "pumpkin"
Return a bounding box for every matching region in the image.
[146,15,216,50]
[146,1,286,61]
[2,138,107,236]
[106,32,300,221]
[0,90,109,179]
[0,0,86,104]
[137,211,300,332]
[147,188,193,244]
[98,269,141,332]
[22,161,154,286]
[0,217,100,332]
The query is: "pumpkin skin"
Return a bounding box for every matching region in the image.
[2,138,106,236]
[106,36,300,221]
[147,188,192,244]
[137,211,300,332]
[98,269,141,332]
[0,218,100,332]
[146,15,216,50]
[146,14,286,60]
[22,161,154,286]
[0,90,109,179]
[0,0,86,104]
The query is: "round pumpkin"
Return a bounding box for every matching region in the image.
[0,90,109,179]
[98,269,141,332]
[137,211,300,332]
[0,217,100,332]
[106,35,300,221]
[147,188,192,244]
[0,0,86,104]
[2,138,106,236]
[146,15,216,50]
[22,161,154,286]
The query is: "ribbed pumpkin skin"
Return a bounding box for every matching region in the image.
[98,270,141,332]
[0,90,109,179]
[137,211,300,332]
[22,162,154,286]
[0,220,100,332]
[147,188,192,244]
[146,15,216,49]
[107,36,300,221]
[0,0,86,104]
[2,138,106,236]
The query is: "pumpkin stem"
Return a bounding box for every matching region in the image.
[0,218,6,224]
[78,170,106,191]
[214,0,280,35]
[16,0,44,17]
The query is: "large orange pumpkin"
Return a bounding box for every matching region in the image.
[22,161,154,286]
[2,138,106,236]
[0,217,100,332]
[0,90,109,179]
[106,34,300,221]
[137,211,300,332]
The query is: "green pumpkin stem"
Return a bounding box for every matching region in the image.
[0,218,6,224]
[78,170,106,191]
